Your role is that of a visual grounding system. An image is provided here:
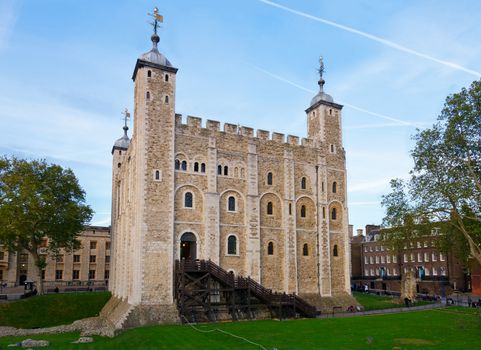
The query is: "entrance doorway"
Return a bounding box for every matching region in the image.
[180,232,197,260]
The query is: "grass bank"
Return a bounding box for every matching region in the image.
[0,292,110,329]
[1,307,480,349]
[353,291,433,311]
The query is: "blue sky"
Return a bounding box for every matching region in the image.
[1,0,480,232]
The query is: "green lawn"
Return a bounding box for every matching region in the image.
[353,291,433,311]
[0,292,110,329]
[1,307,480,349]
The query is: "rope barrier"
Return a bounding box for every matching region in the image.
[181,315,270,350]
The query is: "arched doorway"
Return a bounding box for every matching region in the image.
[180,232,197,260]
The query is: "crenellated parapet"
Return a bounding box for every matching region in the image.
[174,113,324,149]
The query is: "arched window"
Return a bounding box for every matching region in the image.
[155,170,160,180]
[333,244,338,257]
[194,162,199,172]
[184,192,193,208]
[224,166,228,176]
[301,177,306,189]
[303,243,309,256]
[175,159,180,170]
[267,201,273,215]
[201,163,206,173]
[146,91,150,100]
[331,207,337,220]
[147,70,152,78]
[234,167,239,177]
[267,172,273,185]
[217,165,222,175]
[267,242,274,255]
[228,196,236,212]
[165,74,169,82]
[227,235,237,255]
[165,95,169,104]
[117,163,121,168]
[332,182,337,193]
[301,205,306,218]
[181,161,187,171]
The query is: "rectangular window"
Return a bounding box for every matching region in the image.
[19,253,29,263]
[417,241,421,248]
[369,246,373,252]
[364,246,367,253]
[41,270,45,280]
[418,253,422,262]
[381,256,385,263]
[89,270,96,280]
[72,270,80,280]
[387,255,391,263]
[106,242,111,250]
[56,254,64,263]
[393,255,397,263]
[386,268,390,276]
[424,252,429,262]
[432,252,437,261]
[404,254,408,263]
[90,255,96,263]
[0,252,4,260]
[73,255,81,263]
[55,270,63,280]
[105,255,111,263]
[364,256,368,264]
[440,252,445,261]
[375,256,379,264]
[90,241,97,249]
[370,268,374,276]
[423,241,428,248]
[380,245,384,252]
[432,267,437,276]
[104,270,110,280]
[410,253,415,262]
[364,269,369,276]
[425,267,430,276]
[375,246,379,252]
[0,269,3,280]
[369,256,373,264]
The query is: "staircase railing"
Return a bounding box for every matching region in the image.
[176,259,317,318]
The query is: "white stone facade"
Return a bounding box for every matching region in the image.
[109,34,351,324]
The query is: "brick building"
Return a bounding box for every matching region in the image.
[107,18,353,329]
[0,226,111,289]
[351,225,469,295]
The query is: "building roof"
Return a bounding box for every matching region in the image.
[139,34,174,68]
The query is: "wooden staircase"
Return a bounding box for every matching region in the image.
[175,259,317,323]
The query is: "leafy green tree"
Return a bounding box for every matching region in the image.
[381,80,481,267]
[0,157,93,294]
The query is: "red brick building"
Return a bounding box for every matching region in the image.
[351,225,470,296]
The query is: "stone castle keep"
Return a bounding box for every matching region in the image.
[106,21,352,328]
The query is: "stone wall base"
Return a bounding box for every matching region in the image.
[123,303,179,329]
[300,293,359,314]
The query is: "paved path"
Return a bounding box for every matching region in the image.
[318,303,446,319]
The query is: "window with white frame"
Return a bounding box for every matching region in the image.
[387,255,391,263]
[393,255,397,263]
[370,256,373,264]
[404,254,408,263]
[364,269,369,276]
[432,252,437,261]
[375,256,379,264]
[424,252,429,262]
[364,246,367,252]
[417,241,421,248]
[418,253,422,262]
[440,252,445,261]
[432,267,437,276]
[227,235,237,255]
[364,256,368,264]
[425,267,430,276]
[440,267,446,276]
[381,256,385,263]
[423,241,428,248]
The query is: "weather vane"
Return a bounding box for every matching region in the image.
[147,7,164,35]
[318,56,325,79]
[121,108,131,128]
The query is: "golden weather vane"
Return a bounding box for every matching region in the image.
[147,7,164,35]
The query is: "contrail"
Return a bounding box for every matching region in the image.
[257,0,481,77]
[251,64,415,126]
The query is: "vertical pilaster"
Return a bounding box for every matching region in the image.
[205,136,220,263]
[318,156,332,296]
[246,141,260,281]
[283,149,297,293]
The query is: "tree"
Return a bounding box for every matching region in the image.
[0,157,93,294]
[381,79,481,267]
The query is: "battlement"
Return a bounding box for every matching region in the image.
[175,113,317,148]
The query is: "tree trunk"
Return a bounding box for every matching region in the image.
[29,249,44,295]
